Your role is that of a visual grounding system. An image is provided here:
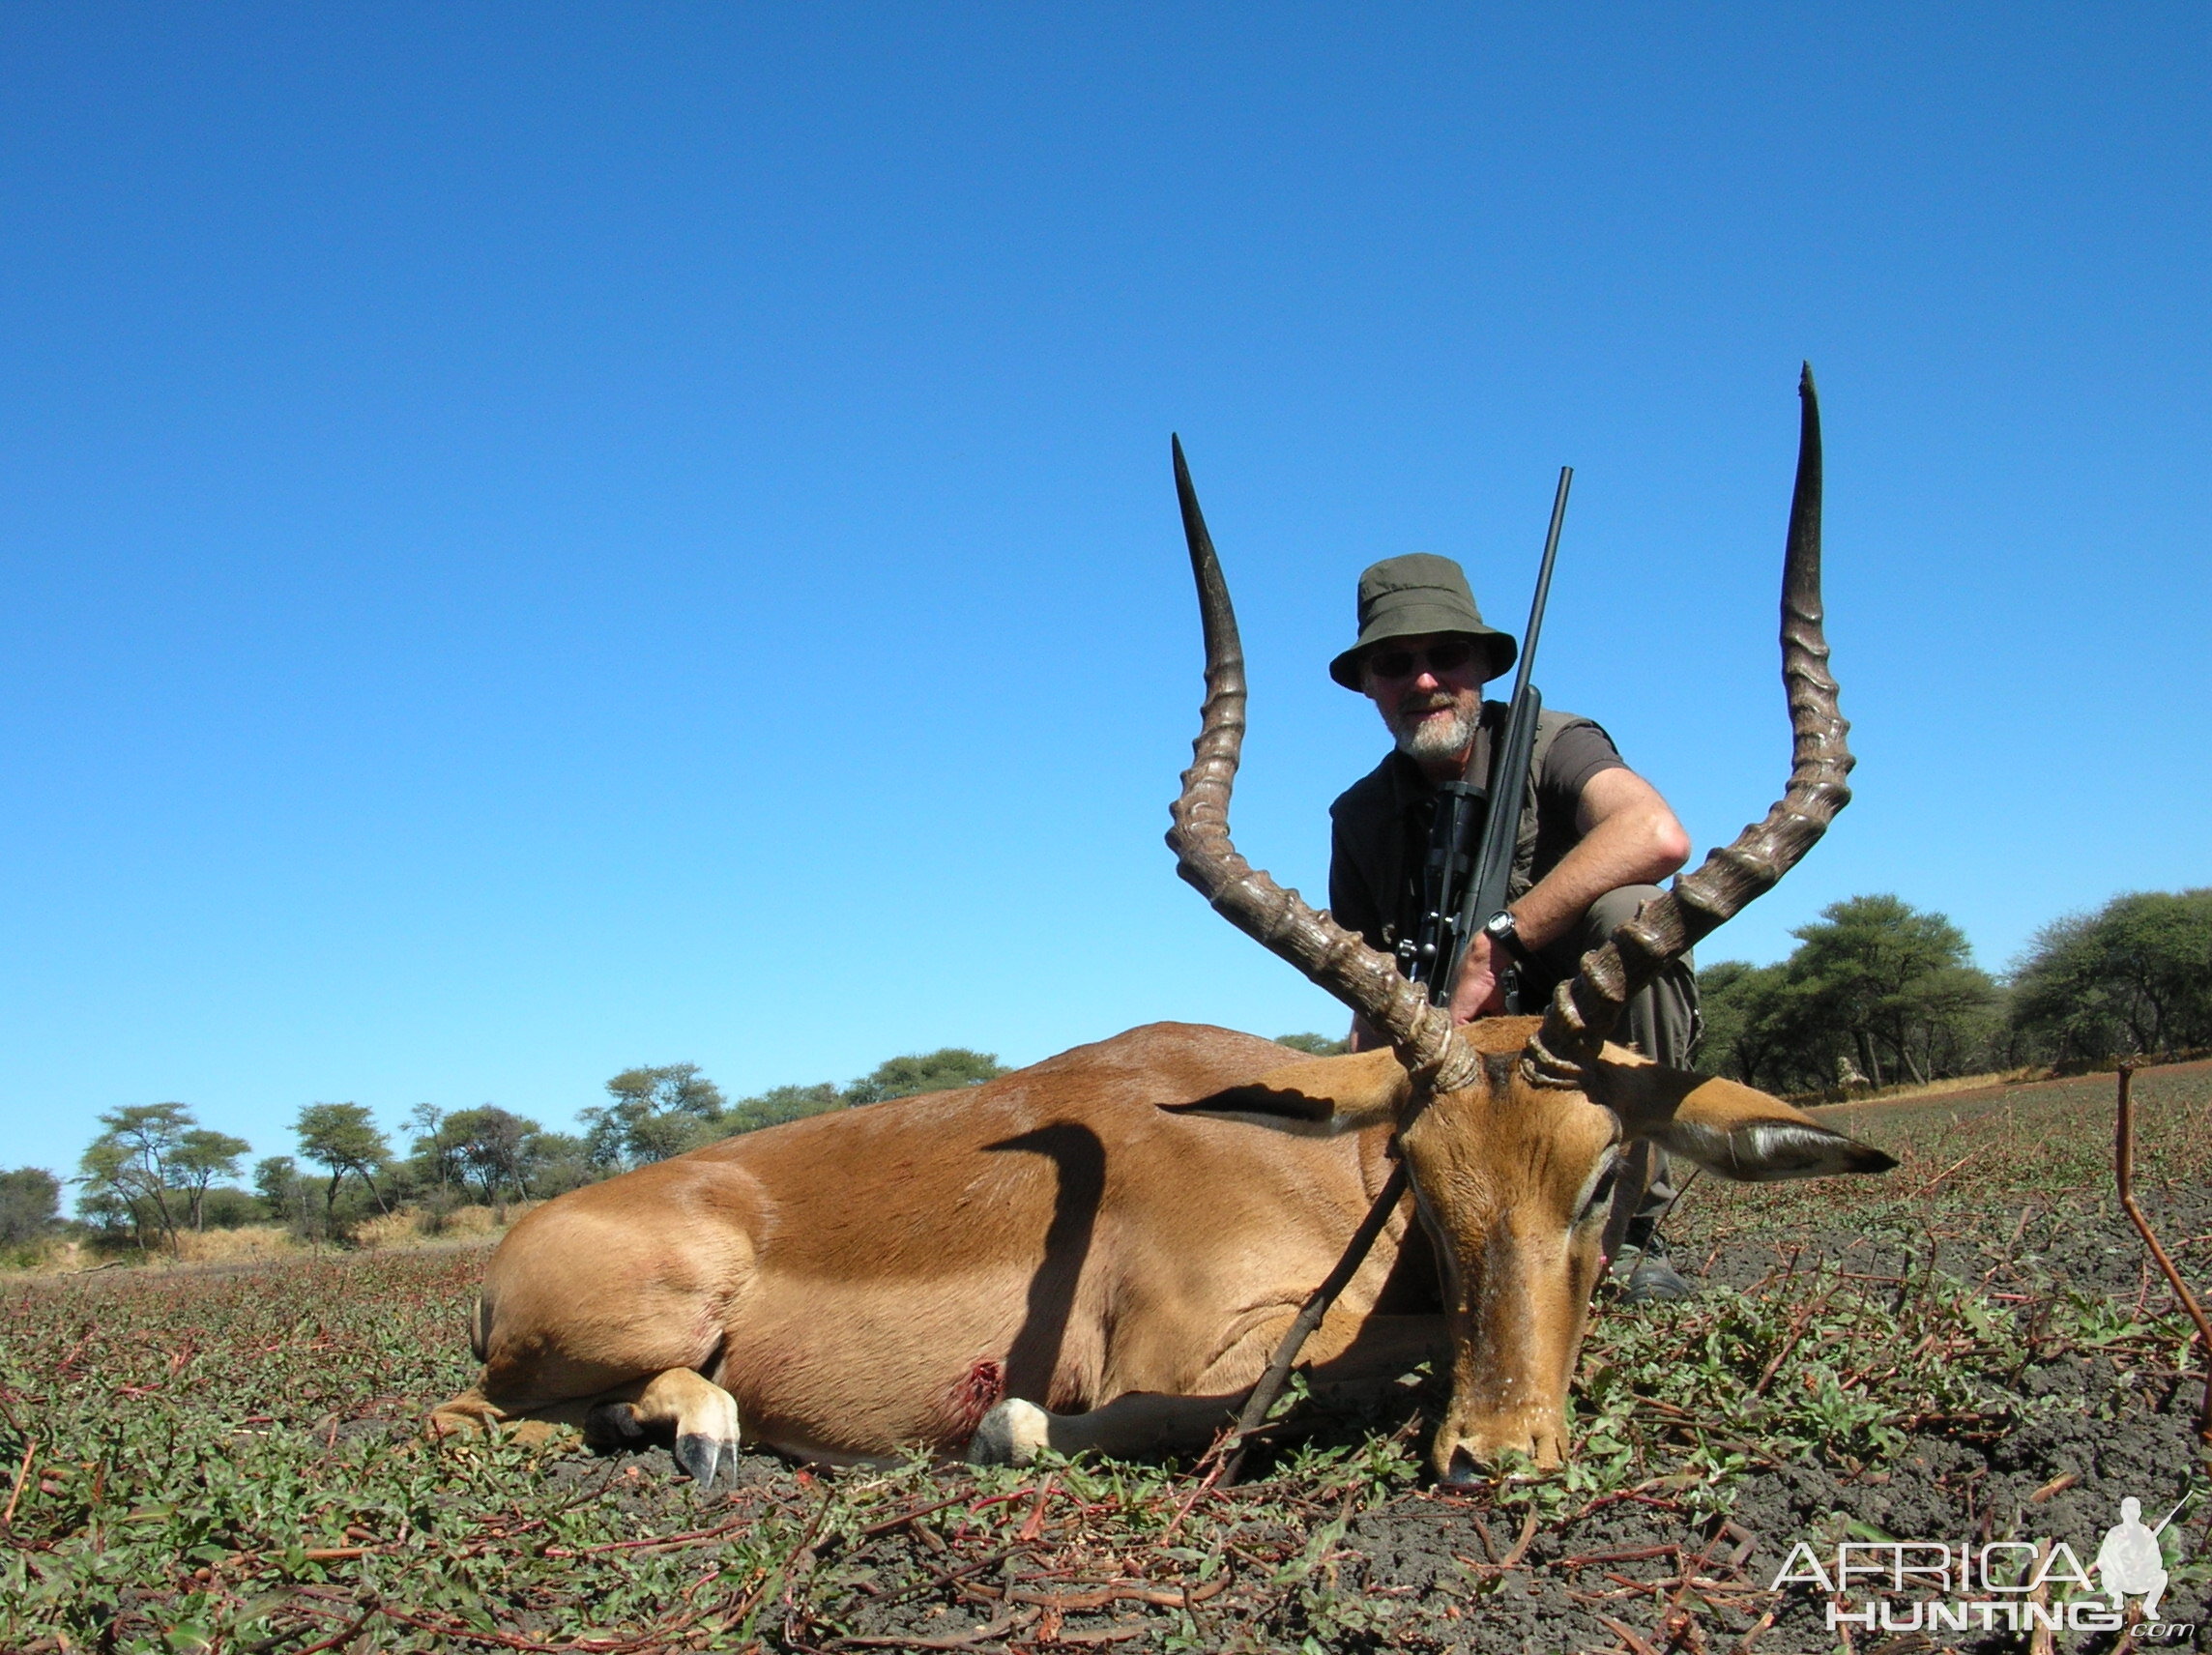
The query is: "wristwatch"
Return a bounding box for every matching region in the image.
[1480,910,1527,961]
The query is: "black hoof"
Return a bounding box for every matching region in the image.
[674,1433,731,1487]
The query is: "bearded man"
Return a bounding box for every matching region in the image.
[1326,553,1700,1300]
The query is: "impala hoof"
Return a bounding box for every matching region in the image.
[968,1398,1051,1466]
[675,1431,735,1488]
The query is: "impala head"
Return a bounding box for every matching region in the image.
[1165,369,1896,1478]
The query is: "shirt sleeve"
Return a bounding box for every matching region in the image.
[1537,719,1628,821]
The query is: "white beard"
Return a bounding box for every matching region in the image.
[1389,696,1481,767]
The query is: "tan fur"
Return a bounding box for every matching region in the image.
[431,1017,1891,1476]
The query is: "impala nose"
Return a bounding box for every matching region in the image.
[1434,1416,1565,1484]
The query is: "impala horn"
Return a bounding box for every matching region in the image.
[1165,436,1481,1090]
[1525,365,1852,1086]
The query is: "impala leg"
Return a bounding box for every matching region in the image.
[427,1387,582,1448]
[428,1386,506,1438]
[970,1391,1236,1466]
[585,1367,742,1488]
[969,1314,1444,1466]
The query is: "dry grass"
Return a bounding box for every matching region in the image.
[1,1204,530,1282]
[348,1202,524,1250]
[0,1238,96,1277]
[1790,1064,2049,1109]
[169,1225,298,1264]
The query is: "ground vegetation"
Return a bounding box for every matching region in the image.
[4,1061,2206,1652]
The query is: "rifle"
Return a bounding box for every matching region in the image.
[1403,466,1572,1012]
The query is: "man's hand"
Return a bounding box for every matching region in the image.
[1448,933,1510,1024]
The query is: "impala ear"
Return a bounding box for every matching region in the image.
[1586,1048,1896,1181]
[1176,1048,1413,1134]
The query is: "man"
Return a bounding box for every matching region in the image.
[1326,553,1699,1301]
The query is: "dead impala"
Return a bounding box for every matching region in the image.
[431,368,1892,1483]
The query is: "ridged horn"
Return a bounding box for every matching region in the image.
[1526,365,1851,1085]
[1164,436,1479,1089]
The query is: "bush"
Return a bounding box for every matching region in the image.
[0,1167,61,1246]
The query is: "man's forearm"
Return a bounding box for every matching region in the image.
[1508,804,1688,950]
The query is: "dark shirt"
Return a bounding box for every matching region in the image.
[1327,703,1626,957]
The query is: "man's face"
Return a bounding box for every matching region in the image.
[1362,632,1485,769]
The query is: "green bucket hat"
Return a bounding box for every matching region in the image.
[1328,553,1517,690]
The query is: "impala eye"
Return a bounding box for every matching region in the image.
[1577,1157,1620,1225]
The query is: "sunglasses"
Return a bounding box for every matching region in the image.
[1365,640,1477,680]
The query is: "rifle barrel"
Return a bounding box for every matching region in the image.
[1507,467,1572,707]
[1438,465,1572,1003]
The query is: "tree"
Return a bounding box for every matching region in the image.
[255,1155,318,1236]
[2012,888,2212,1060]
[0,1168,61,1247]
[406,1103,463,1195]
[844,1049,1007,1104]
[171,1128,252,1231]
[1785,896,1995,1088]
[294,1103,393,1219]
[77,1103,195,1249]
[1275,1033,1350,1057]
[442,1106,540,1217]
[525,1132,597,1200]
[717,1082,843,1137]
[583,1063,729,1169]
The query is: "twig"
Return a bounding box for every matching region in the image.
[1212,1161,1409,1485]
[287,1603,384,1655]
[1749,1290,1830,1398]
[2,1436,35,1525]
[1499,1506,1540,1568]
[2114,1063,2212,1443]
[1597,1612,1663,1655]
[857,1492,969,1537]
[1015,1473,1056,1543]
[540,1512,754,1557]
[835,1611,1019,1651]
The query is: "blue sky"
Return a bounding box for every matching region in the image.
[4,5,2206,1184]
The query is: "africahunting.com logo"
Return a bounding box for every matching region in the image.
[1770,1495,2197,1639]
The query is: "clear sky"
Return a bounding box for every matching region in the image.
[4,5,2206,1185]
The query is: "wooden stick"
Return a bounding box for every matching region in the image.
[2,1437,35,1525]
[2114,1062,2212,1444]
[1213,1161,1410,1485]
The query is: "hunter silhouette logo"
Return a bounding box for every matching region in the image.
[1770,1490,2197,1639]
[2095,1496,2184,1621]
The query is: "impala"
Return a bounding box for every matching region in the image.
[432,368,1891,1483]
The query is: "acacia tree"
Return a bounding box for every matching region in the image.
[583,1064,729,1169]
[77,1104,195,1249]
[1697,898,1998,1092]
[171,1128,252,1231]
[406,1103,462,1196]
[844,1049,1007,1105]
[1786,896,1994,1088]
[254,1155,319,1236]
[442,1106,541,1217]
[2012,888,2212,1060]
[294,1103,393,1220]
[1695,962,1818,1090]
